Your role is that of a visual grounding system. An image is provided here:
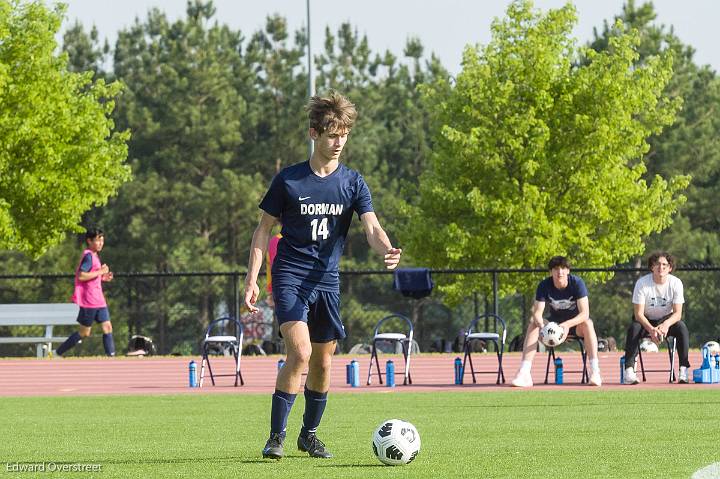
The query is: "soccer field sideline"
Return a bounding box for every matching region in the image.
[0,351,713,397]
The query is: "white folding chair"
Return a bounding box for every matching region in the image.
[366,314,414,386]
[199,316,244,387]
[461,313,507,384]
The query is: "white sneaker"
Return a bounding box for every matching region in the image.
[511,371,533,388]
[678,366,688,383]
[589,371,602,386]
[624,367,639,385]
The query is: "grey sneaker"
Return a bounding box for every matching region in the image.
[297,433,333,458]
[678,366,689,384]
[262,433,284,459]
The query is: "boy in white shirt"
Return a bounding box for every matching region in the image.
[623,252,690,384]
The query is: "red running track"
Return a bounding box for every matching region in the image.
[0,351,715,397]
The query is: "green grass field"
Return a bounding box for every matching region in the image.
[1,389,718,478]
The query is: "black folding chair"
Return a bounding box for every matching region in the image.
[544,332,588,384]
[366,314,414,386]
[637,333,677,383]
[461,313,507,384]
[199,316,244,387]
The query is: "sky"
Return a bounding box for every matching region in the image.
[60,0,719,75]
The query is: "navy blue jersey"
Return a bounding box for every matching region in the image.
[535,274,588,322]
[80,253,92,272]
[259,161,374,291]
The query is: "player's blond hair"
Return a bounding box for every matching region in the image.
[307,91,357,134]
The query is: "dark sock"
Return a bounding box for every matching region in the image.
[300,387,328,437]
[103,333,115,356]
[56,332,82,356]
[270,389,296,437]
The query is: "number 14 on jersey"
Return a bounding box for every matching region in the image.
[310,218,329,241]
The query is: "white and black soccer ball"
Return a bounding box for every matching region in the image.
[703,341,720,356]
[372,419,421,466]
[540,322,566,348]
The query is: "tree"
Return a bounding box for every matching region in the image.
[62,21,109,77]
[590,1,720,265]
[0,0,130,257]
[100,1,266,351]
[402,0,689,300]
[588,1,720,343]
[239,14,308,180]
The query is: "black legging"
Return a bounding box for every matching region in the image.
[623,316,690,368]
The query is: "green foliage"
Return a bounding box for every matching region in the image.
[588,1,720,341]
[591,1,720,265]
[0,0,130,257]
[403,0,689,301]
[4,0,716,353]
[100,4,268,348]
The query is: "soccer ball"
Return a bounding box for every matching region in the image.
[703,341,720,356]
[539,322,566,348]
[372,419,421,466]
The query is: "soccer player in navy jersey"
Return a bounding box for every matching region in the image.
[510,256,602,387]
[244,92,402,459]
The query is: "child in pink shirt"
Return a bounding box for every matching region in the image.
[56,228,115,357]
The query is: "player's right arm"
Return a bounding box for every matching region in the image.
[244,212,280,312]
[632,281,660,339]
[633,302,662,341]
[530,301,545,329]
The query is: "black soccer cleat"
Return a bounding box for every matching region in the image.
[297,433,333,458]
[262,433,284,459]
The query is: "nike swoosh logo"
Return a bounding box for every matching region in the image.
[299,196,311,201]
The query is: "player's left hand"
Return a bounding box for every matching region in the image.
[101,272,114,282]
[384,248,402,270]
[650,327,664,344]
[560,323,570,338]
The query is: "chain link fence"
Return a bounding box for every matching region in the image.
[1,267,718,357]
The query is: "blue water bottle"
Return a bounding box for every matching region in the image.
[188,360,198,387]
[277,358,286,370]
[386,360,395,387]
[554,357,563,385]
[620,356,626,384]
[701,347,711,369]
[346,362,352,384]
[350,359,360,387]
[454,357,463,385]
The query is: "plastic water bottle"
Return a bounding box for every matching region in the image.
[346,362,352,384]
[350,359,360,387]
[386,360,395,387]
[715,354,719,369]
[277,358,286,370]
[554,357,563,385]
[454,357,463,385]
[620,356,625,384]
[188,360,198,388]
[701,347,711,369]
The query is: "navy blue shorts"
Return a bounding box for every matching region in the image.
[77,307,110,327]
[272,284,345,343]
